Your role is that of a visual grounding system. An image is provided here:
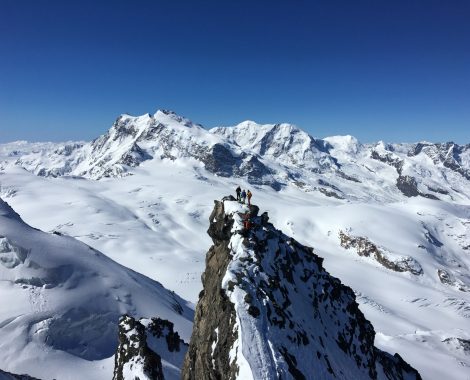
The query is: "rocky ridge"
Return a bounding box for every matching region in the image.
[339,230,423,275]
[182,198,422,379]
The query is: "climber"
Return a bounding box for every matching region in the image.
[243,212,251,231]
[236,186,241,201]
[241,189,247,204]
[247,190,252,206]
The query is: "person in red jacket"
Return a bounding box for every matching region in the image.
[243,212,251,231]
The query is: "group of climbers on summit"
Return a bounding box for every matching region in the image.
[235,186,252,206]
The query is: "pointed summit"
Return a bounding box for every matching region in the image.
[182,199,422,380]
[153,109,199,129]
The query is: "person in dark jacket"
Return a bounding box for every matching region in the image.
[236,186,241,201]
[241,189,247,204]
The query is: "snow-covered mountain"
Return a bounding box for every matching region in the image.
[183,198,421,379]
[9,110,470,203]
[13,110,277,187]
[211,121,336,171]
[0,197,193,380]
[1,110,469,379]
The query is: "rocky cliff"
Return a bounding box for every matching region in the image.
[182,198,422,380]
[113,315,188,380]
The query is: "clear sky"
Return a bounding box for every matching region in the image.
[1,0,469,144]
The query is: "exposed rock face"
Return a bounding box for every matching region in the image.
[181,199,239,380]
[318,187,344,199]
[370,149,404,173]
[396,175,420,197]
[113,314,189,380]
[409,142,470,181]
[182,199,422,379]
[339,230,423,275]
[437,269,470,292]
[442,337,470,354]
[438,269,454,286]
[396,175,439,200]
[113,315,164,380]
[370,148,440,200]
[202,145,279,189]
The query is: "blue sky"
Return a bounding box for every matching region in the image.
[1,0,469,143]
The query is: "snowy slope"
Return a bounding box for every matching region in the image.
[1,110,470,379]
[0,197,193,380]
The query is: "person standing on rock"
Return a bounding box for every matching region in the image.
[247,190,252,206]
[236,186,241,201]
[243,212,251,231]
[241,189,247,204]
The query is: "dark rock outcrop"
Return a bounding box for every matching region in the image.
[438,269,454,286]
[409,142,470,181]
[113,315,164,380]
[182,199,422,379]
[203,145,280,189]
[395,175,439,200]
[182,200,239,380]
[371,150,404,173]
[113,314,189,380]
[318,187,344,199]
[339,231,423,275]
[442,337,470,353]
[396,175,420,197]
[370,149,439,200]
[437,269,469,292]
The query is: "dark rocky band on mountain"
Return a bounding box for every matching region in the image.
[12,110,470,203]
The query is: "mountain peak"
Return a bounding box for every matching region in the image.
[182,198,422,380]
[153,109,197,128]
[157,109,177,116]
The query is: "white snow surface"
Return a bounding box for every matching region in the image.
[0,197,193,380]
[0,110,469,379]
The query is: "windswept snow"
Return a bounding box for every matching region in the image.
[0,197,193,380]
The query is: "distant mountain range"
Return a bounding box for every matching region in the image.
[0,110,469,379]
[8,109,470,202]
